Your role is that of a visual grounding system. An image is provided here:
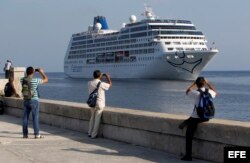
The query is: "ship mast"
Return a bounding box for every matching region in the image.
[142,4,156,20]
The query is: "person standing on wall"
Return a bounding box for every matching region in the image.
[88,70,112,138]
[21,67,48,139]
[179,77,217,161]
[4,60,12,79]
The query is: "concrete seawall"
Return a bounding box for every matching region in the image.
[2,97,250,162]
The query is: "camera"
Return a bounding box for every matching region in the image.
[35,68,39,72]
[102,73,106,77]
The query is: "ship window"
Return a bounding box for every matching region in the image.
[121,28,129,33]
[165,42,171,45]
[87,35,92,39]
[177,20,192,24]
[176,48,184,51]
[185,48,195,51]
[168,48,174,51]
[150,25,196,30]
[119,35,129,40]
[145,19,191,24]
[73,36,87,41]
[173,42,181,45]
[130,26,147,32]
[160,31,203,35]
[148,31,159,36]
[72,41,86,46]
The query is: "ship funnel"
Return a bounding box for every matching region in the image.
[93,16,109,30]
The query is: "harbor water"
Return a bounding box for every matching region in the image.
[1,71,250,122]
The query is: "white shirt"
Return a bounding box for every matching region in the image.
[187,87,216,118]
[5,62,11,70]
[88,79,110,108]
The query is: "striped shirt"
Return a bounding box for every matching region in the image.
[20,77,43,100]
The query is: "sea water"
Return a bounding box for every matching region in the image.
[38,71,250,122]
[1,71,249,121]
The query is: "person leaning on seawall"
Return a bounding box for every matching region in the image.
[4,76,20,98]
[179,77,217,161]
[21,67,48,139]
[88,70,112,139]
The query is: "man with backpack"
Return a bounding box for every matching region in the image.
[87,70,112,139]
[179,76,217,161]
[21,67,48,139]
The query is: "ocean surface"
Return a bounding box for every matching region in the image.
[1,71,250,122]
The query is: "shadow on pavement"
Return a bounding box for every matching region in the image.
[0,114,205,163]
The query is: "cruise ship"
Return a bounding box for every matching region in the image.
[64,6,218,80]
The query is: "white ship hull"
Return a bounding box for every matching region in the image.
[64,8,218,80]
[64,50,217,80]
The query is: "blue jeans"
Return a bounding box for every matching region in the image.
[23,99,40,136]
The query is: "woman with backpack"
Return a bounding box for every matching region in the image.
[179,77,217,161]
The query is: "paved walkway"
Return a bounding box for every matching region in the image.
[0,115,209,163]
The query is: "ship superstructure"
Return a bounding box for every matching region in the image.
[64,6,218,80]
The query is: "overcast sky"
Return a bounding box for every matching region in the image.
[0,0,250,72]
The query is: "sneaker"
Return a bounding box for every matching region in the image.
[23,135,28,139]
[178,122,187,129]
[181,155,192,161]
[35,135,44,139]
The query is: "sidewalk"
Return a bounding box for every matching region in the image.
[0,115,209,163]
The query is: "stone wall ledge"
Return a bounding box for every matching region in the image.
[2,97,250,162]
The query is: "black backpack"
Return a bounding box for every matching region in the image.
[4,83,14,97]
[196,89,215,120]
[87,82,101,107]
[0,100,4,115]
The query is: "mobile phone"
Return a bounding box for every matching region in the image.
[35,69,39,72]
